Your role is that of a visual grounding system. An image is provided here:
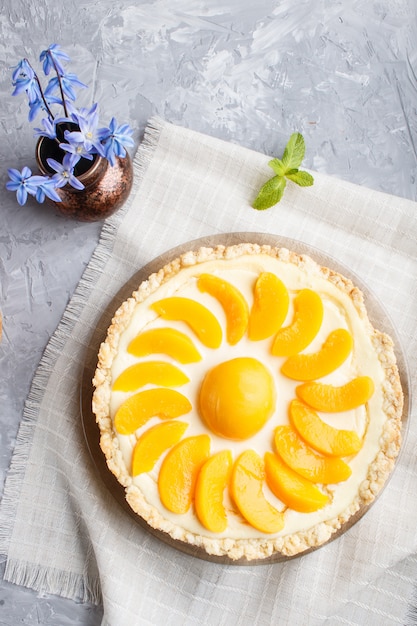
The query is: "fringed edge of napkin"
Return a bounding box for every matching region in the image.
[0,116,166,604]
[2,559,103,606]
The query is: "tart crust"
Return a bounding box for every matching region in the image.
[92,243,403,560]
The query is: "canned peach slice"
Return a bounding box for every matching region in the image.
[273,425,351,484]
[151,297,222,349]
[113,361,189,392]
[132,421,188,475]
[248,272,289,341]
[158,435,211,514]
[296,376,374,412]
[197,274,248,345]
[230,450,284,534]
[195,450,233,533]
[265,452,329,513]
[281,328,353,381]
[271,289,323,356]
[114,388,192,435]
[289,399,363,457]
[128,327,202,363]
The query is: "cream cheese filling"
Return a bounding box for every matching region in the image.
[109,254,386,540]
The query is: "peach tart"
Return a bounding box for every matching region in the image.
[92,243,403,561]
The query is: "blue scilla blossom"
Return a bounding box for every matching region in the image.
[68,101,98,126]
[98,117,134,166]
[34,117,56,139]
[40,44,70,76]
[64,103,105,156]
[11,58,34,83]
[6,169,62,205]
[6,167,41,205]
[45,94,66,108]
[47,153,85,190]
[28,96,45,123]
[12,67,41,104]
[34,177,63,203]
[60,130,94,160]
[64,99,83,122]
[12,56,56,123]
[45,72,87,102]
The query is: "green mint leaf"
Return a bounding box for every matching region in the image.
[252,175,286,210]
[281,132,305,173]
[252,132,313,210]
[268,158,286,176]
[286,170,314,187]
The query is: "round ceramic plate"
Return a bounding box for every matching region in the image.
[80,232,410,564]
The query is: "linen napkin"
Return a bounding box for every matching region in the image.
[1,117,416,626]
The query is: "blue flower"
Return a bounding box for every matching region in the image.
[34,117,57,139]
[6,167,41,205]
[66,101,99,125]
[98,117,134,166]
[63,103,105,156]
[33,177,62,203]
[47,153,85,190]
[65,100,83,123]
[11,59,34,83]
[60,130,94,160]
[12,58,57,122]
[46,94,66,108]
[12,70,41,104]
[28,96,45,122]
[45,72,87,101]
[40,44,70,76]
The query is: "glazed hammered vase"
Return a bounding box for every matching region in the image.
[36,131,133,222]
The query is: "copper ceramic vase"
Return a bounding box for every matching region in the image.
[36,131,133,222]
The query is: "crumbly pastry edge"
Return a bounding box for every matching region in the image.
[92,243,404,561]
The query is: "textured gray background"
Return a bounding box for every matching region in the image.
[1,1,416,624]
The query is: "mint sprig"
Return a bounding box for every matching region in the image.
[252,133,314,210]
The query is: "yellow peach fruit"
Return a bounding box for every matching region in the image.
[289,399,363,457]
[128,327,202,364]
[114,388,192,435]
[230,450,285,533]
[113,361,189,392]
[151,297,222,349]
[273,425,352,483]
[271,289,323,356]
[195,450,233,533]
[281,328,353,381]
[264,452,329,513]
[199,357,275,440]
[248,272,289,341]
[158,435,211,514]
[197,274,249,345]
[132,421,189,475]
[296,376,374,412]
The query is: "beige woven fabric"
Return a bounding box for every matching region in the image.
[1,118,416,626]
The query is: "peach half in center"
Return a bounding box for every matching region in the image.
[199,357,275,440]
